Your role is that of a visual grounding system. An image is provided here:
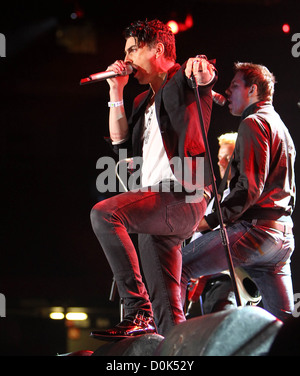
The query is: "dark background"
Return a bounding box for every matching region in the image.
[1,0,299,355]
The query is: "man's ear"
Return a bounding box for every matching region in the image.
[156,42,165,58]
[248,84,258,98]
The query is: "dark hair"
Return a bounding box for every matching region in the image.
[234,62,275,102]
[124,19,176,62]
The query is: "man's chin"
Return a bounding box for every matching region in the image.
[229,108,241,117]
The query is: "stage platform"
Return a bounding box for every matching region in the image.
[60,306,300,357]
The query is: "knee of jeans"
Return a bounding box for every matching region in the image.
[90,202,112,232]
[91,201,124,233]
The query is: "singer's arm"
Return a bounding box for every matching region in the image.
[107,61,130,143]
[108,88,129,144]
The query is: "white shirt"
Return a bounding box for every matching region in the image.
[141,102,176,188]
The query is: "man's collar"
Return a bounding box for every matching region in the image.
[241,101,272,120]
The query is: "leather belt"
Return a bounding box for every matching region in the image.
[252,219,293,234]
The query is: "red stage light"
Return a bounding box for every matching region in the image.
[167,15,194,34]
[282,24,290,33]
[167,20,179,34]
[185,14,194,29]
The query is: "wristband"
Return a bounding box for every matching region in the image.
[108,100,124,108]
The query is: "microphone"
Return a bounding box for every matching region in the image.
[212,90,226,106]
[80,64,133,85]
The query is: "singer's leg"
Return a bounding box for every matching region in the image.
[90,190,155,318]
[90,186,204,323]
[138,233,186,335]
[138,197,206,335]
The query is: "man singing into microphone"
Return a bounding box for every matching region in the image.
[180,62,296,323]
[90,19,216,338]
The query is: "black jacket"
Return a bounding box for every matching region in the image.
[206,101,296,228]
[111,62,216,192]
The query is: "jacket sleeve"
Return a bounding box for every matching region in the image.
[163,62,217,153]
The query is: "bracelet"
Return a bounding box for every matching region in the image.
[108,100,124,108]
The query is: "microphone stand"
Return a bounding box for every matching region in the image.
[190,75,242,307]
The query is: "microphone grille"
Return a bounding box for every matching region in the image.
[125,63,133,75]
[212,91,226,106]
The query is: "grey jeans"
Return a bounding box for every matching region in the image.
[90,183,207,335]
[181,220,295,322]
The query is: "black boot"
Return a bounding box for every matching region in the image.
[90,311,157,341]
